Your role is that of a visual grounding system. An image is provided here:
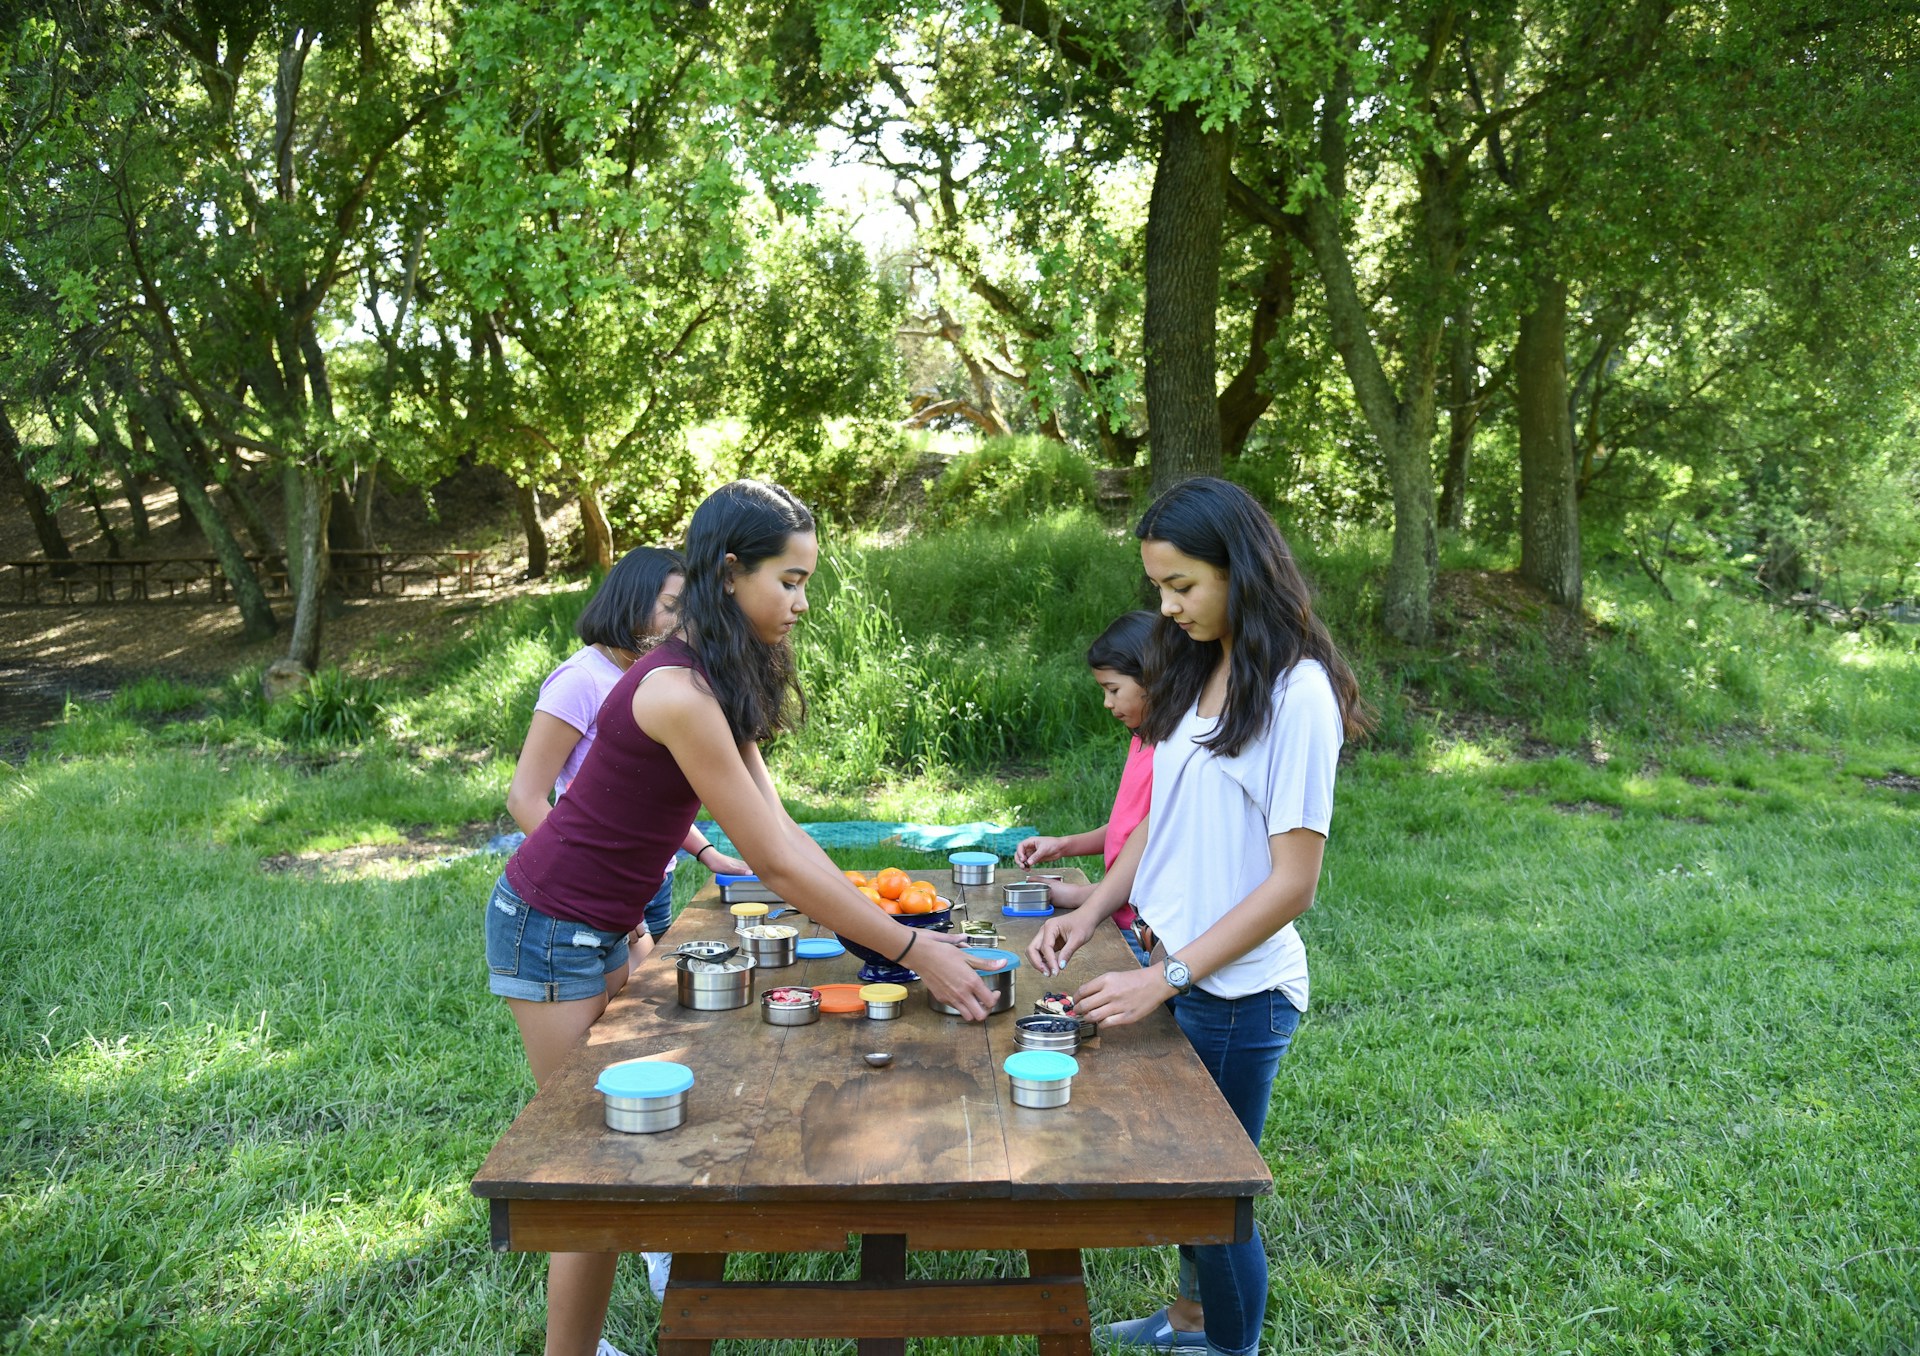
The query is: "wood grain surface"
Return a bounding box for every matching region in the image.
[473,869,1272,1211]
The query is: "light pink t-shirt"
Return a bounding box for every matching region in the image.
[1102,736,1153,931]
[533,646,626,795]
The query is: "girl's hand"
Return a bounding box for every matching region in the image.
[1014,835,1068,868]
[705,850,750,877]
[1027,911,1096,978]
[1070,965,1177,1030]
[1039,879,1093,909]
[910,937,1001,1022]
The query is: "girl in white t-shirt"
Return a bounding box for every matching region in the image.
[1029,476,1370,1356]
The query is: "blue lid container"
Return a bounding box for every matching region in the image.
[948,851,999,866]
[795,936,846,959]
[962,946,1022,972]
[596,1059,695,1099]
[1004,1050,1078,1082]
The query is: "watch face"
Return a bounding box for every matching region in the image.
[1165,959,1191,990]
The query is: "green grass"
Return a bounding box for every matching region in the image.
[7,520,1920,1354]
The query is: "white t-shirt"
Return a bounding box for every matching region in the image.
[1132,659,1342,1007]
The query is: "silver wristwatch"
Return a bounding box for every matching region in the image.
[1163,957,1193,995]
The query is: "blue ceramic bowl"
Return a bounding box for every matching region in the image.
[836,902,954,984]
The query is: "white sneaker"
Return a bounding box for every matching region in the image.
[643,1250,673,1302]
[595,1340,629,1356]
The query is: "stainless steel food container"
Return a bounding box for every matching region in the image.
[675,952,756,1010]
[928,963,1015,1016]
[958,925,1003,947]
[760,987,821,1025]
[719,877,784,904]
[860,983,907,1020]
[604,1089,688,1132]
[1014,1014,1080,1053]
[1006,1051,1078,1109]
[675,939,738,962]
[597,1059,694,1133]
[742,924,798,969]
[948,852,998,887]
[1002,880,1051,909]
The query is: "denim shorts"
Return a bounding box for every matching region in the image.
[485,875,630,1002]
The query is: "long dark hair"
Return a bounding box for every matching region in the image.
[1134,477,1370,755]
[576,546,685,650]
[1085,610,1158,681]
[676,480,815,744]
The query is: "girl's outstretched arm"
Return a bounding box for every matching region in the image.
[505,712,583,835]
[636,667,998,1021]
[1028,813,1148,976]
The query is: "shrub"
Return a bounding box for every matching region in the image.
[266,669,389,747]
[926,436,1098,525]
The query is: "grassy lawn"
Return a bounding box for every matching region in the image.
[4,520,1918,1354]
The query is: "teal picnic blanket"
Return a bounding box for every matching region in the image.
[694,820,1034,861]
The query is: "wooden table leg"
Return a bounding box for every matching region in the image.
[657,1251,726,1356]
[1029,1249,1094,1356]
[858,1233,908,1356]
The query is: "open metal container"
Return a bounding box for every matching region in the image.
[742,923,798,969]
[1014,1014,1080,1053]
[761,986,821,1026]
[1004,1050,1078,1109]
[675,951,757,1011]
[597,1059,694,1133]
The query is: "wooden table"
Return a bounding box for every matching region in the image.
[471,870,1272,1353]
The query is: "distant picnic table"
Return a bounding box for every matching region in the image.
[2,549,495,604]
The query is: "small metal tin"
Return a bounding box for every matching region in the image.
[948,851,998,887]
[716,873,783,905]
[742,923,798,969]
[928,947,1020,1016]
[761,985,821,1025]
[675,951,757,1011]
[730,901,770,934]
[1005,1050,1077,1109]
[1014,1014,1080,1053]
[860,982,908,1020]
[597,1059,694,1133]
[1003,880,1051,908]
[674,939,738,962]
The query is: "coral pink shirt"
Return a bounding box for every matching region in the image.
[1102,736,1153,931]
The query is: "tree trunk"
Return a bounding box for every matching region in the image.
[1143,105,1229,496]
[1515,271,1582,608]
[328,476,373,593]
[351,462,378,544]
[1438,299,1477,531]
[134,392,277,638]
[1218,237,1294,461]
[517,482,548,578]
[1,398,77,571]
[283,465,332,670]
[82,481,123,558]
[126,413,152,542]
[1297,192,1441,643]
[578,484,613,571]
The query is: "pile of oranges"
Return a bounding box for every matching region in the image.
[844,867,943,915]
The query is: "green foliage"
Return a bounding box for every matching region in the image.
[925,436,1100,526]
[265,670,391,748]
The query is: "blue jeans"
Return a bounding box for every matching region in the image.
[1169,986,1302,1356]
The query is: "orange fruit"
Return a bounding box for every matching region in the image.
[874,868,909,901]
[898,888,936,915]
[910,880,935,895]
[859,885,883,905]
[844,870,870,887]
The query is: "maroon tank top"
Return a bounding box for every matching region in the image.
[505,638,705,932]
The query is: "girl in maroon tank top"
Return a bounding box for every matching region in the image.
[484,480,1004,1356]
